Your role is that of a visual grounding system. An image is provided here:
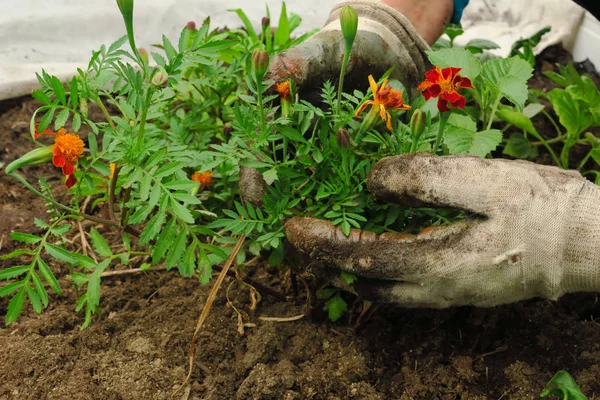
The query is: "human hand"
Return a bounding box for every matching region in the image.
[285,154,600,308]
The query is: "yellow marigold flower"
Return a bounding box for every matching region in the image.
[354,75,411,130]
[275,81,291,101]
[35,125,84,188]
[191,171,213,187]
[109,163,116,180]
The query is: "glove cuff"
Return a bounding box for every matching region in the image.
[322,0,431,89]
[562,181,600,293]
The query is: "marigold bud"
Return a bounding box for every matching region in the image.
[252,49,269,79]
[187,21,196,31]
[138,47,149,63]
[116,0,134,19]
[5,146,53,174]
[339,6,358,49]
[410,109,426,139]
[261,17,270,29]
[222,124,233,137]
[337,128,350,148]
[151,68,168,88]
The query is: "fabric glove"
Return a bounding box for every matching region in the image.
[269,0,431,94]
[285,154,600,308]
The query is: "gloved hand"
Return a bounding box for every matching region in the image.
[285,154,600,308]
[268,0,431,94]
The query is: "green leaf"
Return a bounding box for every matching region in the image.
[170,199,195,224]
[68,76,79,110]
[27,285,43,314]
[31,272,49,307]
[495,107,538,135]
[0,281,24,297]
[262,168,278,185]
[6,287,26,325]
[50,76,67,105]
[444,125,502,157]
[341,271,357,285]
[548,89,594,137]
[10,232,42,245]
[229,8,259,42]
[90,228,113,257]
[274,2,291,47]
[166,229,187,270]
[480,56,533,110]
[140,211,166,245]
[0,265,30,280]
[540,370,587,400]
[37,107,55,133]
[503,133,539,159]
[152,218,176,264]
[323,293,348,322]
[1,249,35,260]
[464,38,500,51]
[54,108,69,130]
[37,258,62,295]
[425,48,482,80]
[44,243,78,264]
[72,113,82,132]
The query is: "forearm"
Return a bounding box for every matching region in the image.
[380,0,454,45]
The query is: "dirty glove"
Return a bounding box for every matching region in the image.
[285,154,600,308]
[269,0,430,92]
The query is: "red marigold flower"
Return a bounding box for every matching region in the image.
[275,81,291,101]
[416,66,474,112]
[35,125,85,188]
[191,171,213,187]
[355,75,411,130]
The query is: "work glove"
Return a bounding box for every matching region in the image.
[268,0,430,95]
[285,154,600,308]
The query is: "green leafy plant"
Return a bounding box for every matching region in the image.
[540,370,587,400]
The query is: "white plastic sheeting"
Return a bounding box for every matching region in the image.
[0,0,588,101]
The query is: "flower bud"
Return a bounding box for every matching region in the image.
[337,128,350,148]
[251,49,269,79]
[151,68,168,88]
[410,109,426,139]
[116,0,134,19]
[261,17,270,29]
[222,124,233,137]
[5,146,53,174]
[138,47,149,64]
[339,6,358,48]
[187,21,197,31]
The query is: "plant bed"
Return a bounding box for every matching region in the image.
[1,3,600,398]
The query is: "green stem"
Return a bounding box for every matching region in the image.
[578,149,593,171]
[256,80,266,137]
[542,110,563,138]
[486,94,502,131]
[336,50,351,116]
[8,172,121,228]
[530,134,567,146]
[94,97,115,130]
[136,88,153,151]
[433,112,449,154]
[526,130,562,167]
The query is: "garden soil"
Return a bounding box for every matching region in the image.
[1,46,600,400]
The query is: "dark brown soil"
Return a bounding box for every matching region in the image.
[1,46,600,400]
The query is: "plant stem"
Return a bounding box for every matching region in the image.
[542,110,563,139]
[433,112,449,154]
[336,50,351,116]
[136,88,153,151]
[578,149,593,170]
[94,97,115,130]
[486,94,502,131]
[108,165,121,221]
[256,80,267,137]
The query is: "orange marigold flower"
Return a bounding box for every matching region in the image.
[416,66,474,112]
[34,125,85,188]
[354,75,411,130]
[191,171,212,187]
[109,163,116,180]
[275,81,291,101]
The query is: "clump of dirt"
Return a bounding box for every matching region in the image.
[1,45,600,400]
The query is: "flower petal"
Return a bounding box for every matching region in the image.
[52,149,66,167]
[368,75,379,97]
[437,98,450,113]
[65,174,77,188]
[62,161,75,176]
[385,112,393,131]
[354,101,373,117]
